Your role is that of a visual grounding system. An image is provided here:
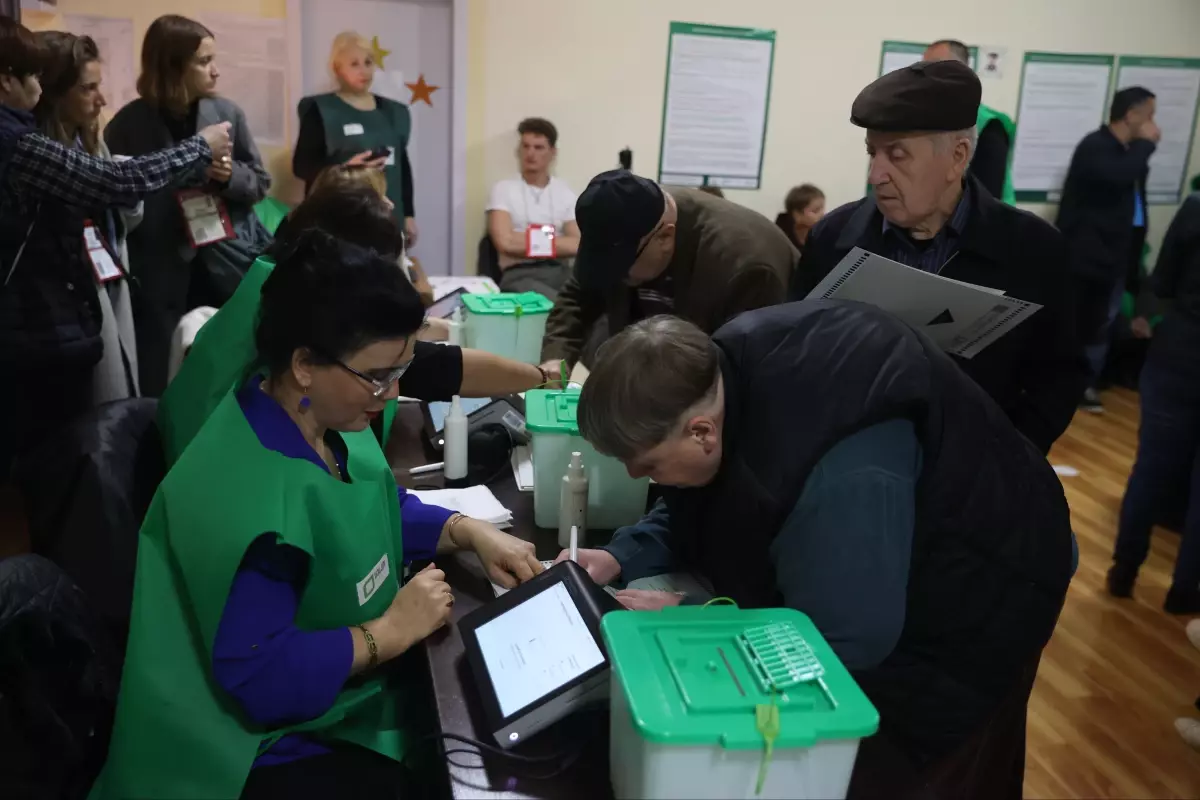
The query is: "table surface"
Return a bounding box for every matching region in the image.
[387,403,616,800]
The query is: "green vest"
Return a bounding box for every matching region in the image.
[160,256,400,466]
[976,104,1017,205]
[299,93,412,221]
[92,388,408,799]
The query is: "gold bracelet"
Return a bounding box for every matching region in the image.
[358,623,379,669]
[446,512,470,548]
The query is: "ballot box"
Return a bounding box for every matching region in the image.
[461,292,553,363]
[601,606,878,800]
[524,389,650,530]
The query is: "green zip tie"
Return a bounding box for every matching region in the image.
[754,693,780,795]
[560,359,568,388]
[702,596,737,608]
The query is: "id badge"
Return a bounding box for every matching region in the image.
[343,123,365,136]
[525,224,557,259]
[82,220,123,284]
[176,190,235,248]
[385,146,397,167]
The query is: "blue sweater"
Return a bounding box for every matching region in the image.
[601,419,922,671]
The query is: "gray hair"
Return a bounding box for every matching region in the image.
[929,39,971,64]
[577,316,719,460]
[933,127,977,159]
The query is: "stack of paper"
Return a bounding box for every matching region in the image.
[412,485,513,529]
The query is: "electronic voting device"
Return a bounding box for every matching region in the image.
[459,559,621,748]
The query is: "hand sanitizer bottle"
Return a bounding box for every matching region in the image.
[558,452,589,549]
[443,395,469,484]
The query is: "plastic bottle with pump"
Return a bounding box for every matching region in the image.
[558,451,589,549]
[443,395,469,486]
[447,306,463,346]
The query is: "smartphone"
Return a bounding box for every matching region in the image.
[368,146,392,162]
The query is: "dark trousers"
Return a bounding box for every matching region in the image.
[498,260,571,301]
[847,658,1040,800]
[1115,341,1200,590]
[240,743,412,800]
[1074,227,1147,385]
[1,367,94,481]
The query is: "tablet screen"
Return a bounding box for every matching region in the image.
[427,397,493,433]
[473,582,606,718]
[427,289,467,319]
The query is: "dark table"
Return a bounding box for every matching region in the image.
[386,403,616,800]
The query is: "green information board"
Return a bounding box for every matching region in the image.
[1114,55,1200,204]
[658,22,776,190]
[1011,52,1115,203]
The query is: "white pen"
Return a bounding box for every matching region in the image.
[409,461,444,476]
[569,524,579,564]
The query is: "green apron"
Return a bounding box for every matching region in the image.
[298,93,411,221]
[976,104,1017,205]
[92,388,408,799]
[159,255,400,465]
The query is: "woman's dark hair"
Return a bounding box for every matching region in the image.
[34,32,102,154]
[137,14,212,112]
[784,183,825,215]
[256,229,425,377]
[270,178,402,258]
[0,17,45,80]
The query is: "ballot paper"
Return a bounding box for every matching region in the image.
[411,486,513,529]
[807,248,1042,359]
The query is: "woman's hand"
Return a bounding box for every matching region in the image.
[613,589,684,611]
[206,156,233,185]
[554,548,621,585]
[377,564,453,655]
[405,217,419,246]
[345,149,389,170]
[458,518,542,589]
[199,122,232,160]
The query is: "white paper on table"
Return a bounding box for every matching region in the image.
[510,446,534,492]
[411,485,512,528]
[807,248,1042,359]
[198,14,289,146]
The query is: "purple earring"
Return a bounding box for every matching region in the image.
[299,388,311,410]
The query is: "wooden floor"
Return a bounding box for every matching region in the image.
[0,385,1196,796]
[1032,386,1200,798]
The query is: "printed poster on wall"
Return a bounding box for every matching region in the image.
[877,40,979,76]
[657,22,776,190]
[1010,52,1115,203]
[199,14,290,146]
[1115,56,1200,204]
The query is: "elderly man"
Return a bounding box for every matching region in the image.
[564,308,1074,799]
[790,60,1086,454]
[923,39,1016,204]
[537,170,796,379]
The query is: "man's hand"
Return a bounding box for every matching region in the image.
[1131,316,1154,339]
[554,548,621,585]
[613,589,684,611]
[1138,120,1162,144]
[538,359,567,389]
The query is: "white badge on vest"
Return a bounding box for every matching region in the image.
[82,220,123,284]
[385,146,396,167]
[343,123,365,136]
[357,553,391,606]
[526,224,557,259]
[175,190,235,248]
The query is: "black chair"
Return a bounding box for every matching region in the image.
[16,398,166,651]
[477,234,502,285]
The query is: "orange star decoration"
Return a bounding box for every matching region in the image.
[406,74,439,107]
[369,36,390,69]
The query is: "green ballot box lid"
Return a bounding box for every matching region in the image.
[461,292,553,316]
[524,389,584,435]
[601,605,879,749]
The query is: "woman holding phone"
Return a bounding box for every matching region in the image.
[105,14,271,397]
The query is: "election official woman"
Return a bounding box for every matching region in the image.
[293,32,418,244]
[93,230,542,799]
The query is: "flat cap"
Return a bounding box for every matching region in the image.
[851,60,981,132]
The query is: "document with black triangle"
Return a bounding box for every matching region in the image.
[805,247,1042,359]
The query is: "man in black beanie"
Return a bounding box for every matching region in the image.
[538,171,796,379]
[791,60,1087,454]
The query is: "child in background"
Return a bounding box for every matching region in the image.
[775,183,826,253]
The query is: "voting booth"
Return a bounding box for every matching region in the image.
[602,606,878,800]
[525,390,651,529]
[461,292,553,364]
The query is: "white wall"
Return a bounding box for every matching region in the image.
[468,0,1200,263]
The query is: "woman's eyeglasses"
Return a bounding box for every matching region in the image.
[332,358,413,398]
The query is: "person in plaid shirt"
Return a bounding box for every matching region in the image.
[0,17,231,481]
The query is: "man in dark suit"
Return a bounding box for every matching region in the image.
[1057,86,1159,412]
[791,60,1087,454]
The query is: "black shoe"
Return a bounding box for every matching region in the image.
[1164,587,1200,615]
[1079,388,1104,413]
[1106,562,1137,598]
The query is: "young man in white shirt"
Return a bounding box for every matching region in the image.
[486,118,580,299]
